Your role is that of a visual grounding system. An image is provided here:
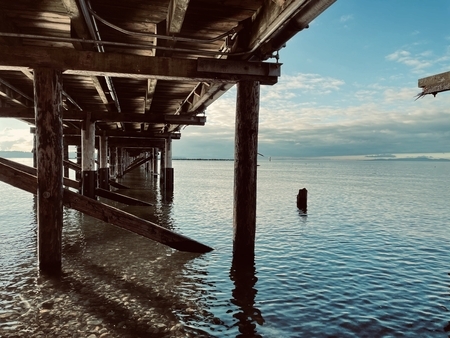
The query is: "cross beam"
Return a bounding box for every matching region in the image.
[0,46,280,85]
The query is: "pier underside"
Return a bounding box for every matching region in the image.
[0,0,336,273]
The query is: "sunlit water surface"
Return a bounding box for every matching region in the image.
[1,158,449,337]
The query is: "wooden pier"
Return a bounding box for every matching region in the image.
[0,0,336,274]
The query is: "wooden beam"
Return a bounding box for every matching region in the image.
[144,78,158,113]
[418,71,450,96]
[242,0,336,58]
[0,157,80,190]
[122,156,152,176]
[0,161,213,253]
[7,108,203,125]
[63,159,81,172]
[0,46,280,85]
[167,0,191,34]
[95,188,152,206]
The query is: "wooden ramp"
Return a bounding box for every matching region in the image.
[0,160,213,254]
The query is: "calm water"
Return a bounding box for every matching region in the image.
[1,158,449,337]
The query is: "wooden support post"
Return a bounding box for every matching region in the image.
[153,148,158,178]
[160,144,166,187]
[297,188,307,213]
[117,147,123,178]
[63,140,69,178]
[233,80,260,262]
[109,146,117,179]
[34,67,63,274]
[98,134,109,190]
[75,145,81,189]
[165,137,174,192]
[81,117,96,198]
[32,134,37,168]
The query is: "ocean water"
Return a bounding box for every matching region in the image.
[0,158,449,337]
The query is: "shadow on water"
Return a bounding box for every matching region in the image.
[230,254,264,338]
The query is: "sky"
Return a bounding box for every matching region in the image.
[1,0,449,160]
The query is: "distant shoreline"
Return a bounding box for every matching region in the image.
[1,151,448,162]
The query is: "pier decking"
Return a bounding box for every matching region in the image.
[0,0,336,273]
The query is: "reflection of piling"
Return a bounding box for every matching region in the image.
[297,188,307,212]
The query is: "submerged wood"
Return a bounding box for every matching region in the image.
[109,180,130,189]
[96,188,153,206]
[0,157,80,190]
[122,156,152,176]
[0,162,213,253]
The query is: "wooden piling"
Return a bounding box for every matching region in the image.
[233,80,260,260]
[81,117,96,198]
[165,137,174,192]
[34,68,63,274]
[98,134,109,190]
[297,188,307,212]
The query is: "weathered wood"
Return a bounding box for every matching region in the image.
[167,0,190,34]
[81,118,96,198]
[0,46,279,85]
[0,107,206,125]
[109,180,130,190]
[233,80,260,260]
[417,70,450,97]
[63,159,81,173]
[98,135,109,190]
[297,188,307,212]
[95,188,153,206]
[0,157,80,190]
[34,68,64,274]
[0,162,213,253]
[122,156,152,176]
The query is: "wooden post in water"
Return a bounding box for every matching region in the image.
[98,133,109,190]
[233,80,260,262]
[81,116,96,198]
[117,147,123,178]
[165,136,174,192]
[297,188,307,212]
[153,148,159,178]
[34,67,63,274]
[160,143,166,188]
[63,139,69,178]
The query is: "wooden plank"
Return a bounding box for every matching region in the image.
[0,157,80,189]
[95,188,153,206]
[0,46,279,85]
[417,70,450,97]
[0,162,213,253]
[418,71,450,88]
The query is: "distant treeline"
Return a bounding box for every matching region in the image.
[174,158,233,161]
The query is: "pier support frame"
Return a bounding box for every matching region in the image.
[34,67,63,274]
[233,80,260,263]
[81,117,96,198]
[98,134,109,190]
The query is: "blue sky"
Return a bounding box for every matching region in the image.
[1,1,449,159]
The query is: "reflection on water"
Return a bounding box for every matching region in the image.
[230,255,264,338]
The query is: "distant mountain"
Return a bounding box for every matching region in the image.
[0,151,33,158]
[367,157,450,162]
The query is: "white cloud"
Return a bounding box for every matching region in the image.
[340,14,353,23]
